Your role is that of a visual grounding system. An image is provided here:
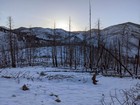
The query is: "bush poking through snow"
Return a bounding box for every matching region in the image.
[39,71,47,76]
[49,93,61,103]
[137,95,140,100]
[49,93,58,97]
[1,75,12,79]
[12,95,16,97]
[55,98,61,103]
[21,84,29,91]
[101,83,140,105]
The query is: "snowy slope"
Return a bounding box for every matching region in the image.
[101,22,140,56]
[0,66,139,105]
[15,27,69,40]
[1,22,140,57]
[0,32,9,50]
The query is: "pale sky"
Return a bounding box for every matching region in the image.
[0,0,140,31]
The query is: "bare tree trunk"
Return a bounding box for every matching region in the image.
[83,29,88,71]
[1,45,8,67]
[101,44,133,77]
[64,46,67,67]
[54,46,58,67]
[96,19,104,68]
[60,46,63,66]
[89,0,93,70]
[52,47,55,66]
[135,40,140,76]
[126,33,129,71]
[118,39,122,76]
[69,17,73,69]
[8,16,16,68]
[52,22,58,67]
[84,42,87,71]
[74,47,76,70]
[27,27,34,66]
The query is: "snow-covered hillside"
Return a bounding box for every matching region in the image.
[15,27,69,40]
[1,22,140,56]
[101,22,140,56]
[15,22,140,57]
[0,22,140,69]
[0,32,9,50]
[0,66,139,105]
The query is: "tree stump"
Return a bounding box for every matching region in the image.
[92,73,98,85]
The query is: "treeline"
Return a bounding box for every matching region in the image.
[0,17,140,77]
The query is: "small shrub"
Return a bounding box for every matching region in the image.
[49,93,54,96]
[12,95,16,97]
[55,98,61,103]
[50,93,61,102]
[49,93,58,97]
[1,75,12,79]
[21,84,29,91]
[40,71,47,76]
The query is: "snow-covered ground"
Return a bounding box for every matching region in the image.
[0,66,139,105]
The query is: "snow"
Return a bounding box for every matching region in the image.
[101,22,140,57]
[17,27,69,40]
[0,66,139,105]
[0,22,140,58]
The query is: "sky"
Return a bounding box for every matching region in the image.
[0,0,140,31]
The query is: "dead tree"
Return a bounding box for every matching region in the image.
[26,27,36,66]
[92,73,98,85]
[68,17,73,69]
[52,22,58,67]
[0,45,8,67]
[96,19,104,68]
[8,16,16,67]
[118,39,122,76]
[89,0,94,70]
[101,44,133,77]
[82,28,88,71]
[135,40,140,76]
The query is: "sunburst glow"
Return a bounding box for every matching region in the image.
[56,21,69,31]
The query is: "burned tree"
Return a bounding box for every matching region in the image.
[8,16,16,67]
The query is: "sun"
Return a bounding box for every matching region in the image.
[48,19,79,31]
[56,21,69,31]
